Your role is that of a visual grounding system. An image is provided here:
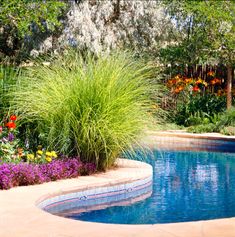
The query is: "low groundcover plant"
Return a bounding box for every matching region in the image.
[0,157,96,190]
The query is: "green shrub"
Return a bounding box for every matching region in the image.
[184,111,210,127]
[187,108,235,135]
[217,107,235,128]
[220,126,235,136]
[10,51,155,170]
[187,123,218,133]
[174,94,226,126]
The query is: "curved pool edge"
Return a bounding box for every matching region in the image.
[147,130,235,141]
[37,160,153,216]
[35,159,153,207]
[1,140,235,236]
[0,158,159,237]
[144,130,235,152]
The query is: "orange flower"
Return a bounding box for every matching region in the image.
[167,79,174,86]
[174,88,180,93]
[207,71,215,77]
[210,78,221,85]
[210,79,216,85]
[5,122,16,129]
[174,86,184,93]
[195,78,208,87]
[178,86,184,91]
[10,115,17,121]
[17,148,23,157]
[215,78,221,84]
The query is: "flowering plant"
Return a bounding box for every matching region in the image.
[0,115,23,163]
[167,74,208,94]
[26,149,58,164]
[0,115,59,165]
[0,115,97,190]
[207,71,215,77]
[167,72,225,96]
[0,157,96,190]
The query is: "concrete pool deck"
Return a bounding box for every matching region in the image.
[1,132,235,237]
[144,130,235,152]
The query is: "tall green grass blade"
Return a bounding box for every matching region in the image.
[11,51,159,170]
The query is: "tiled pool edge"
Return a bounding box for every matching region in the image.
[2,134,235,237]
[38,176,152,215]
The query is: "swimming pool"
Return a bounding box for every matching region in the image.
[55,149,235,224]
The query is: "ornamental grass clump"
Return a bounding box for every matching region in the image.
[0,66,20,114]
[11,51,154,170]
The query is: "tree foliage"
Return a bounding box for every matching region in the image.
[0,0,66,62]
[161,0,235,65]
[161,0,235,108]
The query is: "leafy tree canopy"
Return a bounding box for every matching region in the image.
[0,0,66,61]
[161,0,235,66]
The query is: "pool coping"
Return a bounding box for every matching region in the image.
[147,130,235,141]
[1,133,235,237]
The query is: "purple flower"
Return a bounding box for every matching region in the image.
[0,158,96,190]
[8,133,14,142]
[82,163,97,175]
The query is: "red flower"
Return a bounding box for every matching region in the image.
[5,122,16,129]
[192,86,200,92]
[10,115,17,121]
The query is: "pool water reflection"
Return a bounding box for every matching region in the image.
[65,150,235,224]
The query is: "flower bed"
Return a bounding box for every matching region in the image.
[167,71,224,95]
[0,158,96,190]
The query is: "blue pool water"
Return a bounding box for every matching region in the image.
[64,150,235,224]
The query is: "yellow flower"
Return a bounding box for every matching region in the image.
[45,156,52,162]
[45,151,52,157]
[27,154,35,161]
[185,78,193,84]
[37,150,43,155]
[51,151,57,158]
[195,78,203,84]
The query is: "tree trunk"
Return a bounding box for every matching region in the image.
[226,65,233,109]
